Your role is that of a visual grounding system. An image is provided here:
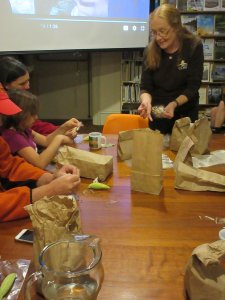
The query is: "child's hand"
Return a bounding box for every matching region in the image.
[65,127,78,139]
[60,118,83,132]
[61,135,74,145]
[55,134,74,145]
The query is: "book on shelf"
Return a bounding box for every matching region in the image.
[122,83,140,103]
[168,0,177,5]
[197,14,214,36]
[208,85,223,104]
[214,14,225,36]
[204,0,220,10]
[178,0,224,11]
[181,14,198,33]
[212,63,225,82]
[134,83,140,102]
[122,60,142,82]
[209,62,214,82]
[121,102,140,114]
[162,0,177,6]
[187,0,204,11]
[134,61,142,82]
[122,51,143,60]
[199,86,208,104]
[122,51,135,60]
[202,38,214,60]
[121,61,131,82]
[202,62,211,82]
[154,0,161,8]
[129,61,135,81]
[177,0,187,11]
[222,85,225,97]
[214,39,225,60]
[221,0,225,10]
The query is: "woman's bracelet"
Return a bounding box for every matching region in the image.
[174,99,179,107]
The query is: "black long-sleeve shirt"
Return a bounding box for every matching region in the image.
[141,38,204,122]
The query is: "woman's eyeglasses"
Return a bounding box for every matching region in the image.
[150,28,171,38]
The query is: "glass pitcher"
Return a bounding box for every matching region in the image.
[24,235,104,300]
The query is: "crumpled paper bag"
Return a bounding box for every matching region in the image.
[25,195,81,271]
[54,145,113,181]
[184,240,225,300]
[170,117,212,154]
[131,129,163,195]
[174,136,225,192]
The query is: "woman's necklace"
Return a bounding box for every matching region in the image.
[166,41,179,60]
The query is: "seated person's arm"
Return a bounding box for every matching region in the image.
[19,134,73,169]
[32,167,80,201]
[45,118,82,143]
[0,164,80,222]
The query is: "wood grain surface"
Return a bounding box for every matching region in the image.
[0,134,224,300]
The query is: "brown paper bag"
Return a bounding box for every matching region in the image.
[170,117,191,151]
[170,117,212,154]
[25,195,82,271]
[131,129,163,195]
[117,128,149,161]
[54,145,113,181]
[174,136,225,192]
[184,240,225,300]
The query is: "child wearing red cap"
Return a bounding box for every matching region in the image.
[1,89,81,169]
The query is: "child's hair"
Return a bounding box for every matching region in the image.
[0,56,28,88]
[2,90,39,130]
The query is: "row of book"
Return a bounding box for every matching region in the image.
[121,84,224,106]
[122,61,225,86]
[202,62,225,82]
[121,83,224,107]
[175,0,225,11]
[203,38,225,60]
[199,85,225,105]
[121,63,225,104]
[121,83,141,103]
[121,61,143,83]
[122,51,143,61]
[181,14,225,36]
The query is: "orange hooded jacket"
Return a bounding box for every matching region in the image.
[0,137,46,222]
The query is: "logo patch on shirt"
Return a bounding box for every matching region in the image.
[177,60,188,70]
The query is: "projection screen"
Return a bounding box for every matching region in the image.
[0,0,150,53]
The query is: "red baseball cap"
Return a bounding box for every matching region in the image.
[0,91,21,115]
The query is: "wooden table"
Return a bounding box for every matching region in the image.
[0,134,225,300]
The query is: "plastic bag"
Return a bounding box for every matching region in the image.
[0,259,30,299]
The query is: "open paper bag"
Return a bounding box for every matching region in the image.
[54,145,113,181]
[117,128,149,161]
[184,240,225,300]
[170,117,212,154]
[174,136,225,192]
[131,129,163,195]
[25,195,81,271]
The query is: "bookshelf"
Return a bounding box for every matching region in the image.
[177,0,225,117]
[121,50,144,114]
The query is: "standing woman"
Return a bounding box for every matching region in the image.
[0,56,60,135]
[138,4,204,134]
